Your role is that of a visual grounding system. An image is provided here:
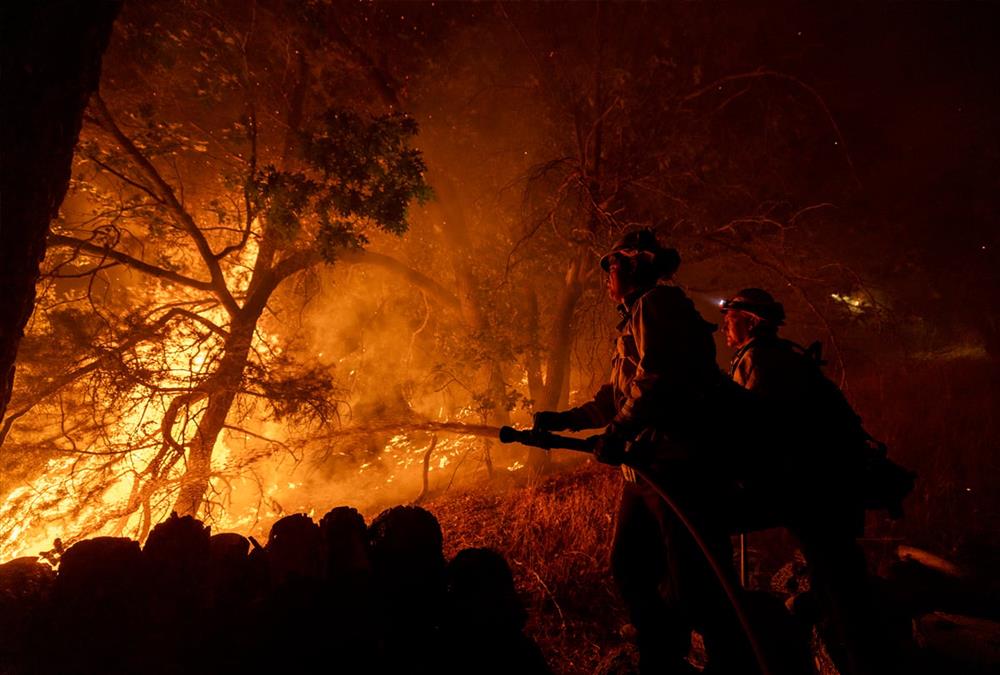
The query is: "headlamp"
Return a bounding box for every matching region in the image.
[720,298,746,312]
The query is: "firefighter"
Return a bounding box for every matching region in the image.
[721,288,896,675]
[534,230,754,674]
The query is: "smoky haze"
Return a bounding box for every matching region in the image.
[1,1,996,562]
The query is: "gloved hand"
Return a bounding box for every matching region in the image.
[592,427,630,466]
[532,410,574,432]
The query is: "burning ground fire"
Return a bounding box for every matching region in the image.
[0,418,511,562]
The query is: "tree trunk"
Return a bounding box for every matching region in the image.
[0,0,121,425]
[524,288,546,405]
[523,253,587,474]
[172,315,258,516]
[540,253,586,410]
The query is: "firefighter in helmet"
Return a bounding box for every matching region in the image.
[534,229,753,674]
[721,288,898,675]
[720,288,788,394]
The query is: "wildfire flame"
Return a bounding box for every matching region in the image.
[0,228,508,562]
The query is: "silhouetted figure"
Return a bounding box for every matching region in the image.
[266,512,324,587]
[261,513,325,670]
[722,288,904,675]
[320,505,371,584]
[48,537,147,674]
[207,532,254,608]
[368,505,447,674]
[141,512,212,673]
[204,532,258,673]
[741,590,817,675]
[317,506,376,670]
[442,547,550,675]
[0,556,55,674]
[534,229,755,674]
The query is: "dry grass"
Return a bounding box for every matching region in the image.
[851,359,999,576]
[426,457,627,675]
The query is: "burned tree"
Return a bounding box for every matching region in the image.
[0,1,429,550]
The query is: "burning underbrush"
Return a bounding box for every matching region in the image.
[0,420,521,564]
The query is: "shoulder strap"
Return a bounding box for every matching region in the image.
[802,340,826,366]
[728,337,760,378]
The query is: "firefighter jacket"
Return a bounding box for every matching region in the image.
[729,336,865,449]
[729,335,815,403]
[728,334,869,531]
[562,280,722,478]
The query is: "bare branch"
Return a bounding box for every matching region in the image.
[160,391,206,455]
[220,423,298,463]
[215,36,260,262]
[0,307,224,446]
[339,249,461,310]
[48,233,216,291]
[90,94,241,314]
[681,68,860,188]
[170,309,229,339]
[49,262,121,278]
[415,434,439,503]
[85,155,165,203]
[325,10,402,109]
[260,246,462,314]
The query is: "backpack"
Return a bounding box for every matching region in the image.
[774,339,916,519]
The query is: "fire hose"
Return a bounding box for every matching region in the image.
[498,425,773,675]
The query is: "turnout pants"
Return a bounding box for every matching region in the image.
[790,515,896,675]
[611,475,756,674]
